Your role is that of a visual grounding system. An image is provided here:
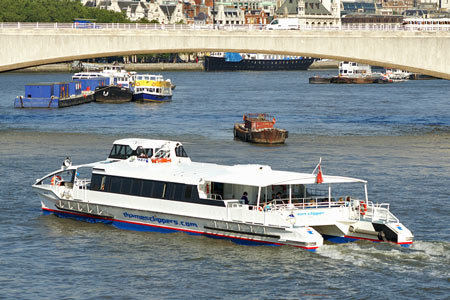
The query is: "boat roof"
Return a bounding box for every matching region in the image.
[135,74,164,80]
[112,138,170,150]
[86,158,367,187]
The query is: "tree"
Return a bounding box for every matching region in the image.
[0,0,130,23]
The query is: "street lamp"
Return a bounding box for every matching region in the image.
[212,0,216,29]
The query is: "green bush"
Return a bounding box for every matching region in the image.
[0,0,130,22]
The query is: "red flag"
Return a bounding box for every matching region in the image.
[316,165,324,184]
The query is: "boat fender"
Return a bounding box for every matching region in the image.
[359,201,367,216]
[51,175,62,186]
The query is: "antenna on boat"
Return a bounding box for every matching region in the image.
[312,157,322,174]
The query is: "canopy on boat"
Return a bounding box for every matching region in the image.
[195,163,367,187]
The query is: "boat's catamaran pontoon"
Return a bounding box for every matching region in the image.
[33,139,413,251]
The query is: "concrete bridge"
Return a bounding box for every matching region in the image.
[1,23,450,79]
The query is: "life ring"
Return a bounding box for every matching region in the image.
[135,82,141,86]
[359,201,367,216]
[257,206,263,212]
[103,90,109,97]
[51,175,62,186]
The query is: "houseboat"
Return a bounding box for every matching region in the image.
[133,74,173,102]
[14,81,96,108]
[204,52,315,72]
[32,139,413,251]
[234,113,288,144]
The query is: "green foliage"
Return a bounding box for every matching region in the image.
[0,0,130,22]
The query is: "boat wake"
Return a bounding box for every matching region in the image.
[316,240,449,278]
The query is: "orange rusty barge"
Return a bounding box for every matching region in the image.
[233,113,288,144]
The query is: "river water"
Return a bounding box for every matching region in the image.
[0,71,449,299]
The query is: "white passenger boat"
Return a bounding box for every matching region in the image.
[32,139,413,251]
[72,65,132,85]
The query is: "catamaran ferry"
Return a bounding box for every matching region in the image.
[32,139,413,251]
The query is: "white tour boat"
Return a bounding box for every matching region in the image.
[32,139,413,251]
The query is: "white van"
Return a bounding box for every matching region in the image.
[266,18,299,30]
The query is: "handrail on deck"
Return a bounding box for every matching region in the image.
[1,22,450,32]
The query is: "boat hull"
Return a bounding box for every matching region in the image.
[94,85,133,103]
[204,56,315,72]
[309,76,332,84]
[36,191,321,251]
[234,123,288,144]
[133,92,172,102]
[309,76,393,84]
[14,93,94,108]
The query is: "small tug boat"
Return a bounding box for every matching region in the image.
[32,139,414,251]
[234,113,288,144]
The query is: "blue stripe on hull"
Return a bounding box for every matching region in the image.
[52,210,113,225]
[133,93,172,102]
[322,234,355,244]
[42,208,317,250]
[322,234,412,248]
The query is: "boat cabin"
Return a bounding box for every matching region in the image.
[108,138,190,164]
[196,164,368,211]
[243,113,276,130]
[339,61,372,78]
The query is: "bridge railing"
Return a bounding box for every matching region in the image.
[1,22,450,32]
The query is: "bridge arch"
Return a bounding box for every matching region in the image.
[1,25,449,79]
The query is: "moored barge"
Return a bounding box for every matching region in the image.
[14,81,95,108]
[234,113,288,144]
[204,52,315,72]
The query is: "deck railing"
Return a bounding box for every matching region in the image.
[1,22,450,32]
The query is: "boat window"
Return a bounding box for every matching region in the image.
[110,177,122,193]
[175,145,188,157]
[90,174,103,191]
[121,177,133,195]
[174,183,184,200]
[165,183,176,200]
[185,185,192,199]
[154,181,166,198]
[90,175,202,203]
[142,180,153,197]
[109,144,134,159]
[131,179,143,196]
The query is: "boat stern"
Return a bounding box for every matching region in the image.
[282,226,324,251]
